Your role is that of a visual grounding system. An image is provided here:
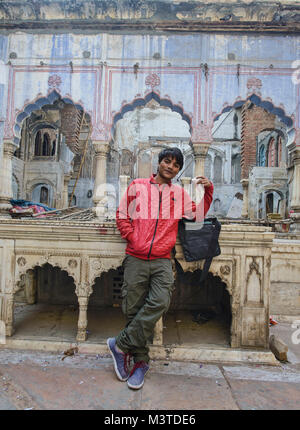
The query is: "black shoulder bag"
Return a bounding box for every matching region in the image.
[174,217,221,284]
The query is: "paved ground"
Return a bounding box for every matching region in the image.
[0,322,299,411]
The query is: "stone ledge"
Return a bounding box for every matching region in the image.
[1,1,300,33]
[1,338,280,366]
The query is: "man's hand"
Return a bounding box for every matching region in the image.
[194,176,212,188]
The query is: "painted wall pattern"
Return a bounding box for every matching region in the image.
[0,33,298,148]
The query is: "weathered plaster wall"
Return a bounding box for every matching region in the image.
[1,32,298,147]
[271,240,300,318]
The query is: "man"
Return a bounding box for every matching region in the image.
[107,147,213,390]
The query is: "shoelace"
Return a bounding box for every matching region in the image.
[129,361,147,377]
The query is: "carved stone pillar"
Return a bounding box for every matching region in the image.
[180,177,192,197]
[241,179,249,218]
[290,148,300,212]
[0,140,18,217]
[62,174,71,208]
[289,147,300,231]
[75,283,93,342]
[119,175,130,203]
[77,296,89,342]
[192,143,210,178]
[25,270,37,305]
[92,141,110,218]
[5,294,14,337]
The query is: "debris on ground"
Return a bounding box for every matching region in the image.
[269,334,288,362]
[61,347,79,361]
[270,316,278,326]
[192,310,216,324]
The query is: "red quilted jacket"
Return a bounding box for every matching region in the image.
[116,174,214,260]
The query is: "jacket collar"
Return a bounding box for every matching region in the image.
[149,173,172,187]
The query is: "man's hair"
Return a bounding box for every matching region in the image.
[158,147,184,171]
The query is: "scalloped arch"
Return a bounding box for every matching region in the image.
[13,90,89,145]
[111,91,193,138]
[15,262,77,292]
[213,94,295,146]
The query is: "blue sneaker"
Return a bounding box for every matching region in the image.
[107,337,131,382]
[127,361,149,390]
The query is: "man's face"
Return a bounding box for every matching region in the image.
[158,156,181,181]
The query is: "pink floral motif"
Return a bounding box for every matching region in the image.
[191,122,213,143]
[145,73,160,89]
[91,121,111,141]
[247,77,262,95]
[48,74,62,89]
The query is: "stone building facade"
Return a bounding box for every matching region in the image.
[0,0,300,363]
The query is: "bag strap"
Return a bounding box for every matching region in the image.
[199,256,213,283]
[173,255,212,285]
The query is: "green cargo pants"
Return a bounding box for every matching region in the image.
[116,255,175,363]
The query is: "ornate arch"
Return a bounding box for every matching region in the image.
[12,90,92,146]
[89,255,125,287]
[111,90,193,140]
[173,256,235,298]
[212,94,295,146]
[14,253,81,291]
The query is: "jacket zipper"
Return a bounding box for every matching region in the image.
[147,189,162,259]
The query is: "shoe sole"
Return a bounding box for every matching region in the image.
[127,369,149,390]
[107,338,128,382]
[127,380,144,390]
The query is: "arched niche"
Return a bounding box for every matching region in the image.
[13,263,78,341]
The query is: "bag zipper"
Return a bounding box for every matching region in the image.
[147,189,162,259]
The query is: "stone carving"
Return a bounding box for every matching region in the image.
[14,252,81,286]
[107,2,157,20]
[246,257,262,303]
[145,73,161,89]
[91,121,111,141]
[89,256,124,285]
[220,265,231,275]
[247,77,262,96]
[17,257,26,267]
[174,258,234,295]
[68,259,78,269]
[191,123,213,144]
[48,74,62,89]
[75,282,93,298]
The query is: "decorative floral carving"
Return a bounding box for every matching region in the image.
[220,265,231,275]
[145,73,161,89]
[17,257,26,267]
[247,77,262,96]
[68,259,78,269]
[91,121,111,141]
[48,74,62,89]
[191,123,213,143]
[75,282,93,298]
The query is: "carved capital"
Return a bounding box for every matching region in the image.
[192,143,210,159]
[3,140,18,157]
[92,142,110,159]
[75,282,93,298]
